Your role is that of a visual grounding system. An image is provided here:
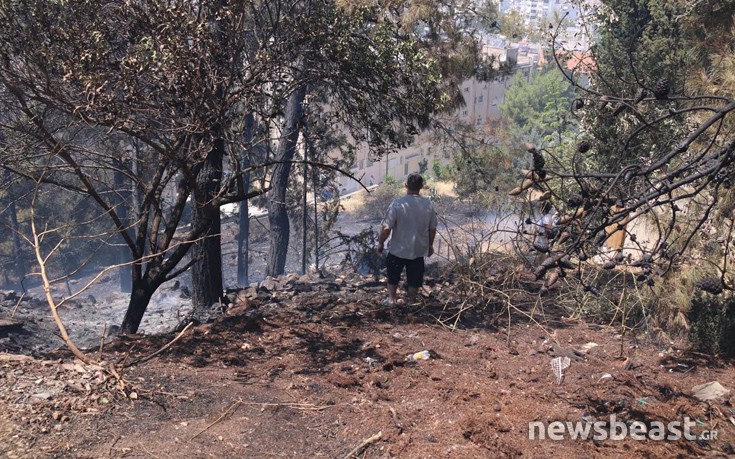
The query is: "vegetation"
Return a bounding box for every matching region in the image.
[500,0,735,344]
[500,65,577,146]
[688,293,735,358]
[0,0,502,344]
[0,0,732,360]
[359,182,403,222]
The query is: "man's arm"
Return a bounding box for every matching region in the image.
[377,226,391,254]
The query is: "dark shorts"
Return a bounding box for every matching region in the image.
[386,253,425,288]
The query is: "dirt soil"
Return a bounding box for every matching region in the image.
[2,268,735,459]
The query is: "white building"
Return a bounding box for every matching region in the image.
[499,0,580,27]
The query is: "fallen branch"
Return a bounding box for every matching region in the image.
[238,401,334,411]
[108,434,121,457]
[190,399,242,441]
[99,322,107,355]
[126,322,194,368]
[10,291,26,317]
[343,431,382,459]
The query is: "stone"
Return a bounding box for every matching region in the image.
[235,290,250,306]
[0,290,18,302]
[260,277,279,291]
[31,392,53,401]
[283,273,300,284]
[242,287,258,300]
[0,316,24,334]
[692,381,730,402]
[577,342,599,353]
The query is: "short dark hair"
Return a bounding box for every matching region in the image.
[406,173,424,191]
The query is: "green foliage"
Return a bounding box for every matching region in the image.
[499,10,528,41]
[435,65,578,214]
[688,293,735,358]
[499,66,577,146]
[582,0,690,168]
[450,144,514,205]
[314,3,447,150]
[431,160,451,180]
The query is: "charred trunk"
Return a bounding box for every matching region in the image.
[120,278,156,334]
[4,170,26,289]
[190,137,224,315]
[266,85,306,277]
[237,113,255,286]
[8,199,25,288]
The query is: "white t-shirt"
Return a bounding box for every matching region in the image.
[382,194,438,260]
[537,213,554,235]
[535,212,554,243]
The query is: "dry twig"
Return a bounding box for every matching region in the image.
[343,431,383,459]
[126,322,194,367]
[190,399,242,441]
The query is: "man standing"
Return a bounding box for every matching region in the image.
[377,173,438,305]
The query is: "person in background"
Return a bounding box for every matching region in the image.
[533,201,555,265]
[377,173,438,305]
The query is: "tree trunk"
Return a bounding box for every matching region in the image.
[113,162,132,293]
[301,136,308,275]
[237,113,255,286]
[191,137,224,314]
[266,85,307,277]
[4,170,26,288]
[120,278,156,334]
[190,0,227,309]
[313,165,320,272]
[8,199,25,288]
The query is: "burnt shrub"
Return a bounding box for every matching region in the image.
[688,293,735,358]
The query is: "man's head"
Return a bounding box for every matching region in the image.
[405,173,424,192]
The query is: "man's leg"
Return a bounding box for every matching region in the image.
[405,257,425,303]
[387,283,399,303]
[385,254,405,304]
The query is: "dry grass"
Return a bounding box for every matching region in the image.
[429,180,457,198]
[341,180,457,214]
[340,192,366,213]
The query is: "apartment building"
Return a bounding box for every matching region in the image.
[498,0,581,27]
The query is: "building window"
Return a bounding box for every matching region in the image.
[462,110,468,116]
[404,163,409,175]
[476,117,483,126]
[476,95,484,103]
[463,87,470,92]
